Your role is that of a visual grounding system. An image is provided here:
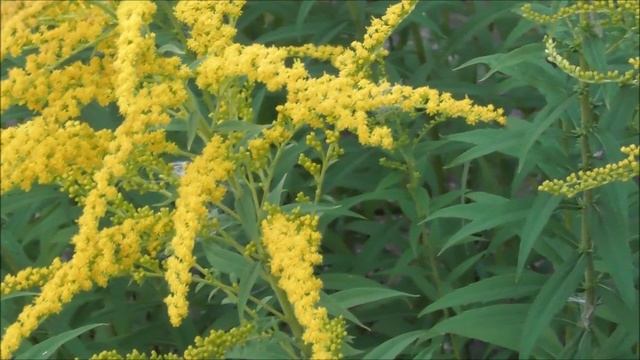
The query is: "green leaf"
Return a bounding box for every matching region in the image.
[419,272,545,316]
[517,95,573,172]
[237,261,261,321]
[235,183,259,242]
[517,193,562,279]
[158,42,185,55]
[203,242,248,275]
[455,43,544,81]
[266,173,287,206]
[320,273,383,290]
[1,291,39,301]
[520,254,587,359]
[319,292,369,330]
[16,323,106,360]
[439,208,529,254]
[582,35,607,73]
[423,304,530,353]
[186,111,198,150]
[296,1,316,34]
[0,187,62,216]
[212,120,268,136]
[444,250,485,284]
[593,186,636,309]
[363,330,426,360]
[329,287,417,309]
[256,22,328,43]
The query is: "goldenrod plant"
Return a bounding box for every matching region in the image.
[1,1,638,359]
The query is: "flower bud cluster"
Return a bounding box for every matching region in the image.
[89,324,253,360]
[545,36,638,85]
[539,144,639,197]
[521,1,639,26]
[182,323,254,359]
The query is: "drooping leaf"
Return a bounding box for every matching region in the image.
[330,287,417,309]
[517,193,562,279]
[16,323,106,360]
[237,261,261,321]
[363,330,426,360]
[419,272,545,316]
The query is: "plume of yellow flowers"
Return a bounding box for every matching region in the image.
[0,119,112,193]
[0,0,510,357]
[0,210,172,358]
[539,145,640,197]
[261,211,346,359]
[0,258,63,296]
[164,135,235,326]
[188,0,505,151]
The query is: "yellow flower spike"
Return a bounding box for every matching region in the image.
[174,0,246,56]
[1,1,54,59]
[1,2,115,113]
[261,212,345,359]
[164,135,234,327]
[335,0,417,78]
[0,119,112,194]
[539,145,640,197]
[0,258,64,296]
[0,211,171,359]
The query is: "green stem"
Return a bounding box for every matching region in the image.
[158,1,188,47]
[411,23,427,64]
[215,202,242,222]
[578,51,596,332]
[261,144,286,208]
[264,273,309,358]
[144,271,284,321]
[314,144,335,204]
[401,150,461,359]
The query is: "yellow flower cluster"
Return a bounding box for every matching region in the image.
[247,122,292,168]
[0,0,509,357]
[90,324,252,360]
[0,258,63,296]
[174,0,245,56]
[1,2,115,113]
[336,0,418,78]
[0,1,188,357]
[191,0,505,151]
[539,144,640,197]
[0,119,112,194]
[2,41,115,115]
[283,44,346,63]
[0,210,172,358]
[544,36,639,86]
[521,1,639,25]
[261,212,345,359]
[164,136,234,327]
